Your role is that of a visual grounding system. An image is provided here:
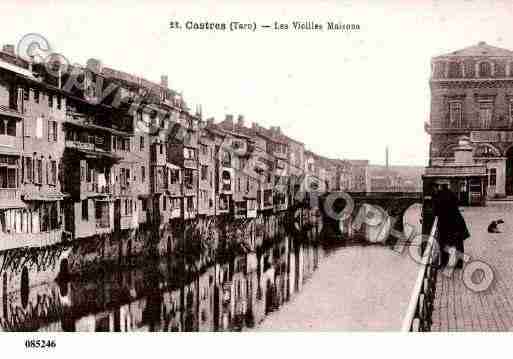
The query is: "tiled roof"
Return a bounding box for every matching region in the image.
[434,41,513,59]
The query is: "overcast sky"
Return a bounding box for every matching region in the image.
[1,0,513,166]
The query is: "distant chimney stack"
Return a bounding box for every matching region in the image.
[2,44,15,56]
[161,75,168,88]
[86,58,103,73]
[276,126,281,135]
[206,117,214,126]
[237,115,245,128]
[225,114,234,125]
[252,122,258,129]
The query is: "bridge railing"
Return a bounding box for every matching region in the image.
[401,216,439,332]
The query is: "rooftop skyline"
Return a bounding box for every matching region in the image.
[2,0,513,166]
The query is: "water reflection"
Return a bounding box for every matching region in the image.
[0,237,319,332]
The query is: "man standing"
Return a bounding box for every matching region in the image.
[432,182,470,269]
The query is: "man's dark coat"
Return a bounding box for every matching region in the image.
[432,188,470,247]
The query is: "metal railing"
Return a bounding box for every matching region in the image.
[401,216,439,332]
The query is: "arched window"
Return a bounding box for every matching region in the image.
[448,62,462,78]
[475,145,499,157]
[442,144,458,158]
[479,61,492,77]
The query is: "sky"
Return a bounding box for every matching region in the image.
[1,0,513,166]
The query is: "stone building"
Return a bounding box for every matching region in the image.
[427,41,513,199]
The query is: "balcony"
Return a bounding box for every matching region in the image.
[119,215,136,230]
[0,135,22,152]
[0,188,21,203]
[112,183,132,197]
[81,182,112,197]
[0,229,63,252]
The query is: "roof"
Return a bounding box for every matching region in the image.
[0,58,35,78]
[434,41,513,59]
[22,191,68,201]
[63,118,133,137]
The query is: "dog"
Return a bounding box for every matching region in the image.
[487,219,504,233]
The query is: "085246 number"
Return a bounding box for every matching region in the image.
[25,339,56,349]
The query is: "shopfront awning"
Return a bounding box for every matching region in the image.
[22,191,68,201]
[423,165,487,178]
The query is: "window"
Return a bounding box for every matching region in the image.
[36,159,43,184]
[184,148,195,160]
[163,196,167,211]
[48,94,53,108]
[48,161,57,185]
[0,167,16,188]
[36,117,43,138]
[57,96,62,110]
[141,166,146,182]
[159,144,163,154]
[449,102,462,128]
[24,157,33,183]
[489,168,497,186]
[448,62,462,78]
[201,165,208,181]
[184,168,193,189]
[187,197,194,211]
[170,169,179,184]
[82,200,89,220]
[23,86,29,101]
[34,89,39,104]
[140,136,144,151]
[479,102,493,128]
[479,61,492,77]
[48,120,57,141]
[509,102,513,126]
[246,178,250,192]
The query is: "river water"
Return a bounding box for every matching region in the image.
[0,236,321,332]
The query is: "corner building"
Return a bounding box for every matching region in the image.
[427,41,513,199]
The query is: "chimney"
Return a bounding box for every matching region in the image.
[237,114,244,128]
[225,114,234,125]
[252,122,258,129]
[206,117,214,126]
[2,44,15,56]
[161,75,168,88]
[86,58,103,73]
[276,126,281,135]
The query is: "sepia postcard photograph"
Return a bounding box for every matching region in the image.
[0,0,512,356]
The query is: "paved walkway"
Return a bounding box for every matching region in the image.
[253,243,420,331]
[432,203,513,331]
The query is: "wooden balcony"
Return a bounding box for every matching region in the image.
[119,215,136,230]
[0,135,22,152]
[0,229,63,252]
[0,188,20,201]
